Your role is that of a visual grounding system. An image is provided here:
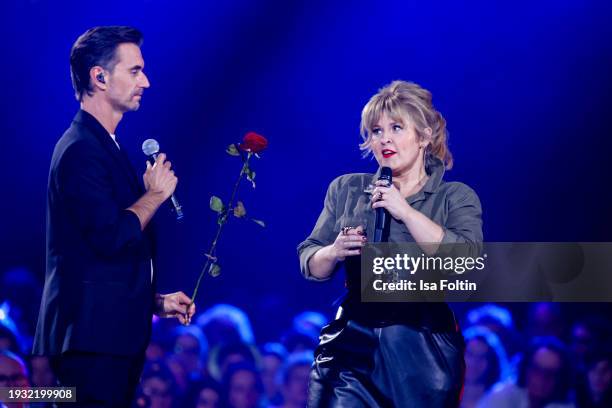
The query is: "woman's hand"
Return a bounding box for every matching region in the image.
[331,225,367,261]
[307,226,367,280]
[371,180,413,221]
[371,180,445,254]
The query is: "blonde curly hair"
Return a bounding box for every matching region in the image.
[359,80,453,169]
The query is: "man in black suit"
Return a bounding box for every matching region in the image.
[33,26,195,406]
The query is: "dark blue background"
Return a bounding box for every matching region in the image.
[1,0,611,343]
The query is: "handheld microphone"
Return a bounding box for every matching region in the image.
[373,167,392,243]
[142,138,184,220]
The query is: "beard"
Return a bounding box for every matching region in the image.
[113,96,141,112]
[109,88,143,113]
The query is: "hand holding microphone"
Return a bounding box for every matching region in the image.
[144,153,177,199]
[372,167,392,242]
[142,139,184,220]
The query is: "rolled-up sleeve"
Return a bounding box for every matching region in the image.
[438,183,483,258]
[57,141,144,258]
[297,177,342,281]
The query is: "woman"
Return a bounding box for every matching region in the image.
[298,80,483,407]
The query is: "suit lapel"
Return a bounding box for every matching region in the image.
[116,142,144,194]
[73,110,142,195]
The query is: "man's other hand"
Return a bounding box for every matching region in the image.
[154,291,195,325]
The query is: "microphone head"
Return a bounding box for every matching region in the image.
[142,139,160,156]
[379,166,392,185]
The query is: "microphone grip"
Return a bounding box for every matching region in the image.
[171,194,184,220]
[149,153,184,220]
[373,167,392,243]
[374,207,386,243]
[373,228,384,243]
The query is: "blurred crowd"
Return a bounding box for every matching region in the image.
[0,276,610,408]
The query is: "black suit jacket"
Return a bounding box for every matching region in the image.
[33,110,157,356]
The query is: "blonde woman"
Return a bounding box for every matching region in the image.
[298,80,483,407]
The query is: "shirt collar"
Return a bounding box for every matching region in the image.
[109,133,120,150]
[368,156,446,194]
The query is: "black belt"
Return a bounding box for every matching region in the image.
[337,299,458,332]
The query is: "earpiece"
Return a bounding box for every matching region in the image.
[96,73,105,84]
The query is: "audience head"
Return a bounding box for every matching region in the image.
[518,336,572,405]
[208,341,261,383]
[527,303,564,339]
[172,324,208,380]
[292,311,327,339]
[260,342,288,402]
[582,349,612,405]
[280,351,313,408]
[27,355,55,387]
[0,315,21,355]
[463,326,509,389]
[184,377,222,408]
[140,360,177,408]
[222,362,263,408]
[197,304,255,348]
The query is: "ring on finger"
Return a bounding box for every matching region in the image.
[342,226,355,235]
[377,191,383,200]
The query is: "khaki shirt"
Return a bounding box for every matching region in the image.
[298,157,483,282]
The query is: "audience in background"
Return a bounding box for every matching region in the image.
[569,317,611,375]
[208,341,261,384]
[170,324,208,387]
[222,362,264,408]
[575,350,612,408]
[184,377,222,408]
[0,350,30,408]
[260,343,288,405]
[461,326,510,408]
[279,329,318,354]
[465,304,521,359]
[27,355,55,387]
[0,316,22,355]
[527,303,565,340]
[291,312,326,342]
[2,284,612,408]
[277,351,313,408]
[480,337,574,408]
[196,304,255,348]
[139,360,178,408]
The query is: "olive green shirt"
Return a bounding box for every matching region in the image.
[298,157,483,282]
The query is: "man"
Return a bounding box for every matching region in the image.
[33,26,195,406]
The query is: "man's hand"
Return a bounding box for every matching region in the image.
[143,153,177,201]
[154,291,195,325]
[127,153,178,230]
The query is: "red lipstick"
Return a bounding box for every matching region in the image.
[382,149,396,158]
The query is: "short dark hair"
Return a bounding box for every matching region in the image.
[69,26,143,101]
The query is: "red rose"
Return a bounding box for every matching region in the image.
[239,132,268,153]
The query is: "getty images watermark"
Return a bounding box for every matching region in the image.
[370,252,486,292]
[359,243,612,302]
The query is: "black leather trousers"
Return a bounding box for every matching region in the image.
[308,312,465,408]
